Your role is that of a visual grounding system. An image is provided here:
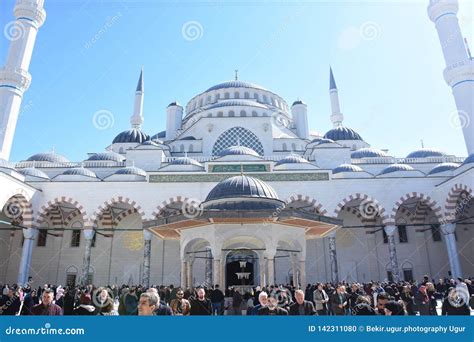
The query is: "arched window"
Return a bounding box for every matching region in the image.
[244,92,249,99]
[291,143,296,151]
[252,111,258,117]
[217,111,223,117]
[224,92,230,99]
[228,111,235,117]
[199,98,203,106]
[180,144,185,152]
[206,95,211,104]
[271,98,275,106]
[240,110,247,117]
[215,94,220,101]
[234,92,240,99]
[212,127,264,156]
[254,93,259,101]
[188,144,194,152]
[263,95,268,103]
[283,143,288,151]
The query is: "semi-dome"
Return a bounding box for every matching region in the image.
[218,146,260,158]
[169,157,203,167]
[113,128,150,144]
[62,167,97,178]
[324,126,363,141]
[379,164,415,175]
[428,162,459,175]
[26,152,69,164]
[114,166,147,177]
[275,154,309,166]
[351,148,388,159]
[0,158,14,169]
[86,151,125,162]
[333,164,364,174]
[406,148,446,158]
[18,167,50,180]
[206,99,268,110]
[205,80,267,92]
[202,175,284,210]
[463,153,474,165]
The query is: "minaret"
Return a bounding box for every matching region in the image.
[329,67,344,128]
[428,0,474,154]
[130,68,144,129]
[0,0,46,160]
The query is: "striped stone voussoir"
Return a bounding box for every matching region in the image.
[35,197,87,227]
[284,194,328,216]
[444,184,473,223]
[388,192,442,225]
[90,196,145,228]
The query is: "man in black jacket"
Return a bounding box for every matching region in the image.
[289,289,316,315]
[189,288,212,315]
[210,285,224,315]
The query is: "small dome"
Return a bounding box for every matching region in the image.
[169,157,203,167]
[206,100,268,110]
[351,148,388,159]
[205,81,267,92]
[151,131,166,140]
[324,126,363,141]
[428,162,459,175]
[275,154,309,166]
[218,146,260,158]
[167,101,181,107]
[18,168,50,179]
[463,153,474,165]
[333,164,364,174]
[292,100,306,106]
[62,167,97,178]
[0,158,14,169]
[26,152,69,164]
[203,175,284,210]
[114,166,147,177]
[379,164,415,175]
[180,136,196,140]
[406,148,446,158]
[113,128,150,144]
[86,151,125,162]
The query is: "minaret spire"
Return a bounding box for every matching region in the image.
[329,67,344,128]
[0,0,46,160]
[130,68,144,129]
[428,0,474,154]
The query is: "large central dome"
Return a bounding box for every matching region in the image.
[205,80,267,92]
[202,175,285,210]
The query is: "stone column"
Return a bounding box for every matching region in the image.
[441,223,462,279]
[186,258,194,288]
[267,258,275,286]
[299,260,306,289]
[212,258,221,287]
[259,256,266,287]
[81,229,95,286]
[384,225,400,282]
[17,227,37,286]
[291,254,298,287]
[142,230,152,288]
[328,232,339,283]
[181,261,187,289]
[205,247,213,287]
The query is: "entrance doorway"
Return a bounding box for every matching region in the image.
[225,249,259,287]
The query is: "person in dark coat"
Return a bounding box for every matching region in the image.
[31,289,63,316]
[124,287,138,315]
[330,285,349,315]
[21,290,39,315]
[258,296,288,315]
[189,288,212,315]
[210,285,224,315]
[384,300,406,315]
[0,288,21,315]
[73,294,96,315]
[289,289,316,315]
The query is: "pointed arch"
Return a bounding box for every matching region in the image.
[90,196,145,228]
[388,192,443,225]
[284,194,328,216]
[444,184,473,223]
[36,197,88,227]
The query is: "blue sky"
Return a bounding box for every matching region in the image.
[1,0,472,161]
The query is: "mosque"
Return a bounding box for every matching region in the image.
[0,0,472,289]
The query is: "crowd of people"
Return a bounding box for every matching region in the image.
[1,275,473,316]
